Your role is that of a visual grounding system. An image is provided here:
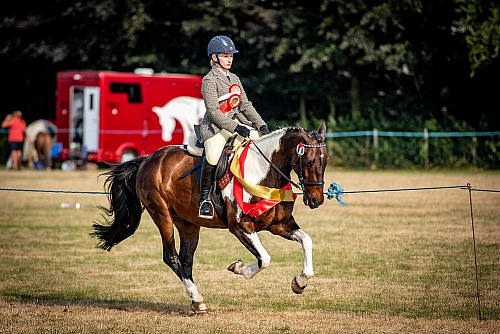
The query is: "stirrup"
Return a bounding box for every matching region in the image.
[198,199,214,219]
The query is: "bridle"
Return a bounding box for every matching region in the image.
[250,139,326,193]
[293,142,326,190]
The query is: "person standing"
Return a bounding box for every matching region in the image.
[195,35,270,219]
[2,110,27,170]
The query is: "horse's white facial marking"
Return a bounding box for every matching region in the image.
[153,96,205,144]
[182,278,204,302]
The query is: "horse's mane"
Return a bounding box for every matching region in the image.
[255,126,323,144]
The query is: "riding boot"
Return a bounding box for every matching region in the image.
[198,159,216,219]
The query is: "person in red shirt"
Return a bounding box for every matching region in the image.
[2,110,27,170]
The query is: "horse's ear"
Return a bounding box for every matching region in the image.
[298,125,307,138]
[318,122,326,142]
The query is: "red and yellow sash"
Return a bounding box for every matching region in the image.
[230,141,296,217]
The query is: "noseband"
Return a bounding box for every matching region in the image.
[293,142,326,190]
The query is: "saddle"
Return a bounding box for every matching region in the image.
[180,137,238,220]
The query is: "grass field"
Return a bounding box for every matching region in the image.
[0,168,499,333]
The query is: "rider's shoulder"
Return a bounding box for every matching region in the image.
[202,75,216,88]
[202,71,217,84]
[204,67,219,80]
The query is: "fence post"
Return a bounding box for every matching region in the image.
[373,128,379,168]
[423,128,429,168]
[364,135,370,167]
[326,128,334,166]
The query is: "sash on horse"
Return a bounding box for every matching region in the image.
[183,137,297,218]
[230,140,296,217]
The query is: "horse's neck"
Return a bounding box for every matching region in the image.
[251,130,300,189]
[177,113,196,129]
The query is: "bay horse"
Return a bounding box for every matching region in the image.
[91,122,329,313]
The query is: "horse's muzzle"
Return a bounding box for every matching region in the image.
[309,196,323,209]
[303,193,324,209]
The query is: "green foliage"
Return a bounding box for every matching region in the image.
[454,0,500,77]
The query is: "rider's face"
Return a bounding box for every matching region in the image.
[214,53,233,69]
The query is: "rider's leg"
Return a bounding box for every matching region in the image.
[199,130,232,218]
[198,159,216,218]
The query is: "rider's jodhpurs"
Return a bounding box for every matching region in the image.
[203,125,260,165]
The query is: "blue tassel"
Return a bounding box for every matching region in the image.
[327,182,346,207]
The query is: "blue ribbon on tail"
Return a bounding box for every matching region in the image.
[326,182,346,207]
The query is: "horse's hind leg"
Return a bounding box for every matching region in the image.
[268,215,313,294]
[143,196,207,313]
[175,220,200,282]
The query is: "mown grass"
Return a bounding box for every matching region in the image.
[0,168,499,333]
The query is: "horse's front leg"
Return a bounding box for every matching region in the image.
[268,215,313,294]
[227,222,271,280]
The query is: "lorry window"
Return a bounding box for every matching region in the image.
[110,83,142,103]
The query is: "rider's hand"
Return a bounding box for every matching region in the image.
[235,125,250,138]
[259,125,270,135]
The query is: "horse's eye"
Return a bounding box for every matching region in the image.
[305,160,313,167]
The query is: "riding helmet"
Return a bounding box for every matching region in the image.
[207,36,239,57]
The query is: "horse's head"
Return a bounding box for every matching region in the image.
[153,105,177,142]
[293,122,329,209]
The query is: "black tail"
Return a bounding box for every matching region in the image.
[91,157,146,251]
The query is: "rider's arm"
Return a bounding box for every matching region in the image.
[235,77,267,129]
[202,77,239,133]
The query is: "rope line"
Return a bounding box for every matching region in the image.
[0,188,108,195]
[330,185,467,194]
[1,184,499,197]
[469,188,500,193]
[291,184,468,196]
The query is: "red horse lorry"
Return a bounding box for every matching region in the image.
[55,69,205,163]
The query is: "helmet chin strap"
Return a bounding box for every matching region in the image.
[214,54,230,71]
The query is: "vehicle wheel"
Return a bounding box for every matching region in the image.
[120,149,138,163]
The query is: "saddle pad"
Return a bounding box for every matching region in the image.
[217,155,233,190]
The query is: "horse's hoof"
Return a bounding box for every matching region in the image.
[291,276,307,294]
[190,301,208,315]
[227,260,244,274]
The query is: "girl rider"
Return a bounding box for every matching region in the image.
[196,35,270,219]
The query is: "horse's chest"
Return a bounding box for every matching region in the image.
[253,203,293,231]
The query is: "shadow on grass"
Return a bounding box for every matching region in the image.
[5,293,191,316]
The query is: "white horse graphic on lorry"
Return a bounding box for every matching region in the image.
[153,96,206,144]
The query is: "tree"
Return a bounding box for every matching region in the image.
[454,0,500,77]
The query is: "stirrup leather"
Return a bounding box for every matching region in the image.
[198,199,214,219]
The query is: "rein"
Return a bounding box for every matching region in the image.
[250,140,301,190]
[250,139,326,192]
